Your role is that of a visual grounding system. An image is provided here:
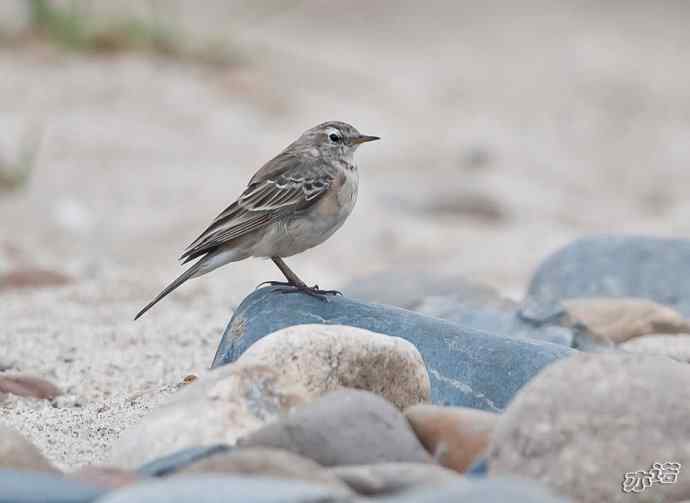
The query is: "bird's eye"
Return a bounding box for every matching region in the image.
[329,132,341,143]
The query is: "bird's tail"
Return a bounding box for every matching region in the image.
[134,260,203,320]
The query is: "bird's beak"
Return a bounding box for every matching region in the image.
[352,135,380,144]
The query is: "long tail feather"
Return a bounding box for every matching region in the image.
[134,261,203,320]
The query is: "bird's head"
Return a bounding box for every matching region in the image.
[296,121,379,160]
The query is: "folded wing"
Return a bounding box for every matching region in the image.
[179,155,334,264]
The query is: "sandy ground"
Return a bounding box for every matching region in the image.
[2,0,690,470]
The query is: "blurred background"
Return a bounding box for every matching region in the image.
[1,0,690,468]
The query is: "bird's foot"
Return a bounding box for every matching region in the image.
[309,285,342,296]
[273,283,341,301]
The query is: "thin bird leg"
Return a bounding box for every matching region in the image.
[271,257,307,286]
[254,257,308,290]
[256,257,341,299]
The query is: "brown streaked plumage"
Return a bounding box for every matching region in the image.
[134,121,379,320]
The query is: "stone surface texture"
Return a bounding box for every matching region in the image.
[236,324,430,410]
[489,352,690,503]
[237,389,433,467]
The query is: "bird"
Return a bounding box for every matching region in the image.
[134,121,379,320]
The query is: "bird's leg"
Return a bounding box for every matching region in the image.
[257,257,341,299]
[271,257,308,286]
[254,257,305,289]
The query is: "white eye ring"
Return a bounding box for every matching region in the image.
[328,131,342,143]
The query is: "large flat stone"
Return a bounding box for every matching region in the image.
[213,287,574,411]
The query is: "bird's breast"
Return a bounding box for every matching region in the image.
[317,166,358,220]
[251,166,358,258]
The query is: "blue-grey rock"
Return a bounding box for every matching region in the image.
[435,303,574,346]
[344,268,574,345]
[0,470,106,503]
[378,478,571,502]
[344,268,517,312]
[95,476,353,503]
[527,235,690,317]
[236,389,432,466]
[137,445,230,477]
[213,287,574,411]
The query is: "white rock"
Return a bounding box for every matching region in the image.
[237,324,431,410]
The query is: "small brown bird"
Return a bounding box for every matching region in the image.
[135,121,379,320]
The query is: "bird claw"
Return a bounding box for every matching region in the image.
[255,280,292,290]
[314,288,342,296]
[272,284,341,301]
[256,280,341,299]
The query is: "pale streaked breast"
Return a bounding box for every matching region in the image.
[251,165,359,258]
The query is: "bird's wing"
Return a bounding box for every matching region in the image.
[179,154,335,263]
